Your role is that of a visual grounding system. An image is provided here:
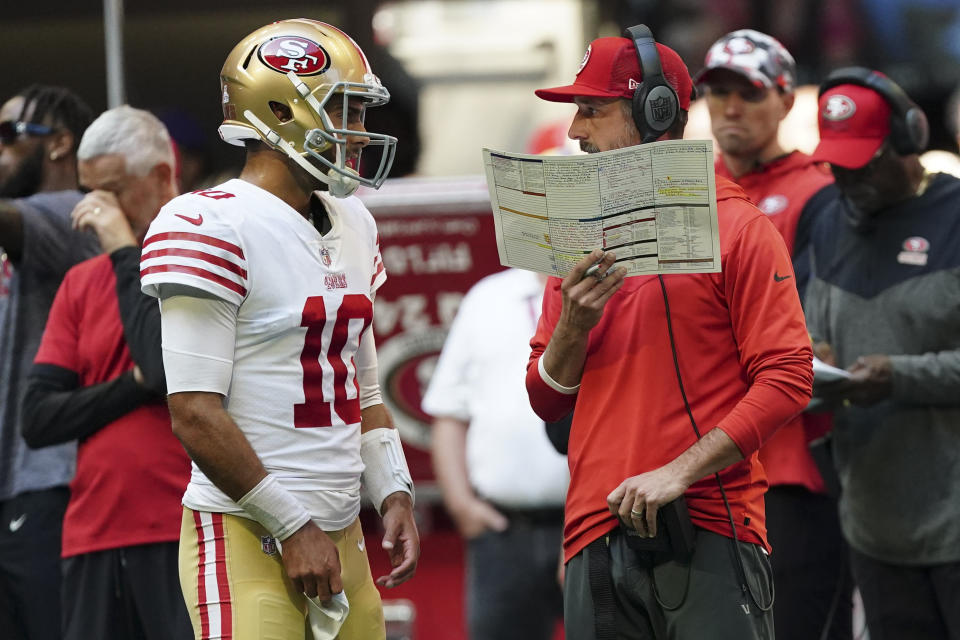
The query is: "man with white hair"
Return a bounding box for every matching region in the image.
[20,105,191,640]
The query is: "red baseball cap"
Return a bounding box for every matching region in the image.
[811,84,892,169]
[535,37,693,110]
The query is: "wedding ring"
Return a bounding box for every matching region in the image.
[630,508,644,518]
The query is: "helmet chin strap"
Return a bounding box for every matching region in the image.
[242,110,360,198]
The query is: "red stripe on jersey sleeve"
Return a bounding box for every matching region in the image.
[370,262,384,287]
[141,265,247,296]
[143,232,245,259]
[142,247,248,278]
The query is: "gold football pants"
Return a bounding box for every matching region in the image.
[179,508,384,639]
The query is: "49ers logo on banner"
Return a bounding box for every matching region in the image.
[259,37,331,76]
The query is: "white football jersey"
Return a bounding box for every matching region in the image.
[141,179,386,528]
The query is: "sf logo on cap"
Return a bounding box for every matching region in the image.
[723,36,756,56]
[259,37,331,76]
[823,95,856,121]
[576,44,592,76]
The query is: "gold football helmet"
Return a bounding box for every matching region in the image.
[219,19,397,197]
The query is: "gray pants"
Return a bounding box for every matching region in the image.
[466,514,564,640]
[565,527,775,640]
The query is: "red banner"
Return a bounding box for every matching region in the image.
[360,177,504,482]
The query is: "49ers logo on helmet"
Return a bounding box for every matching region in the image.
[259,37,331,76]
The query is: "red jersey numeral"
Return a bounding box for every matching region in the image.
[294,294,372,428]
[192,189,236,200]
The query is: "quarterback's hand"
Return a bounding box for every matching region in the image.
[70,191,137,254]
[281,521,342,601]
[607,466,688,538]
[557,249,627,335]
[449,496,509,540]
[376,492,420,588]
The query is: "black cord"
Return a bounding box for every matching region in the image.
[650,563,692,611]
[657,274,775,613]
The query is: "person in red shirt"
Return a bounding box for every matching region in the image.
[527,27,813,639]
[20,105,191,640]
[694,29,851,640]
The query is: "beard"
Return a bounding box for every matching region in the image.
[0,144,45,198]
[579,120,643,154]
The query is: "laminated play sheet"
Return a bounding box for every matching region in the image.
[483,139,721,277]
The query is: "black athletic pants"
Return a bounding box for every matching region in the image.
[765,485,853,640]
[850,547,960,640]
[62,541,192,640]
[0,487,68,640]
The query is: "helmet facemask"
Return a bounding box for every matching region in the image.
[295,73,397,197]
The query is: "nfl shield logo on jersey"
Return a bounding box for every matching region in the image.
[320,246,332,266]
[261,536,278,556]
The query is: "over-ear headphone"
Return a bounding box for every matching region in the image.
[623,24,679,144]
[819,66,929,155]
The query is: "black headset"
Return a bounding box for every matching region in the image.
[819,66,929,155]
[623,24,679,144]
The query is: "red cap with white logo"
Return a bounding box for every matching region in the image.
[535,37,693,110]
[812,84,892,169]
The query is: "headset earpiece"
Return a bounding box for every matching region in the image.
[820,66,929,155]
[624,24,679,144]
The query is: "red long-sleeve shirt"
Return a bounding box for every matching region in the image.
[527,177,813,562]
[717,151,834,492]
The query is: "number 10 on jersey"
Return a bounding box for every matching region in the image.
[294,294,372,428]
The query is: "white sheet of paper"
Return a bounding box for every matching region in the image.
[807,356,852,411]
[482,139,721,277]
[812,356,852,383]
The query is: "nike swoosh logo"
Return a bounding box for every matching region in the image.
[773,272,792,283]
[357,537,365,552]
[175,213,204,226]
[9,514,26,532]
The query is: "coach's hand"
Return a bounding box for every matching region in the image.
[607,466,687,538]
[282,521,342,601]
[377,492,420,588]
[558,249,627,334]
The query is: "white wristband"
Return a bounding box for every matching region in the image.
[538,356,581,394]
[360,428,414,515]
[237,474,312,541]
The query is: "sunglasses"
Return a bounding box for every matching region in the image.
[0,120,56,145]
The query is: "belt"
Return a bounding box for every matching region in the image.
[490,504,564,526]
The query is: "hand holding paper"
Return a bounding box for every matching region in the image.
[811,353,893,408]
